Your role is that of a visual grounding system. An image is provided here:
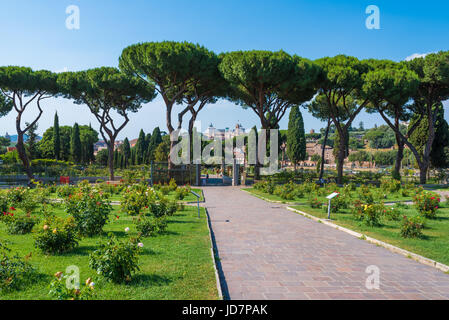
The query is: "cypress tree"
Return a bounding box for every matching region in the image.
[122,138,131,168]
[70,123,82,163]
[286,106,306,170]
[135,129,146,164]
[148,127,162,161]
[53,112,60,160]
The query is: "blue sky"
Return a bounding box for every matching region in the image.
[0,0,448,139]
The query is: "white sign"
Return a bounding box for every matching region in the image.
[326,192,339,200]
[190,191,200,198]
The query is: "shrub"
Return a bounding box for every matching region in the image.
[382,206,401,221]
[0,241,35,291]
[413,191,440,219]
[351,200,364,220]
[135,215,168,237]
[174,185,191,200]
[303,182,319,194]
[149,197,177,217]
[121,186,155,216]
[159,184,171,195]
[2,212,38,235]
[274,182,296,200]
[34,216,79,254]
[48,272,96,300]
[353,202,383,226]
[381,177,401,194]
[358,185,374,204]
[168,178,178,192]
[17,192,41,215]
[7,187,28,204]
[0,193,10,214]
[65,189,112,237]
[56,185,76,198]
[400,215,425,238]
[309,197,322,209]
[89,235,141,283]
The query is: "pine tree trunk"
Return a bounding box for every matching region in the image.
[16,132,33,181]
[394,138,404,177]
[108,139,115,181]
[319,120,330,180]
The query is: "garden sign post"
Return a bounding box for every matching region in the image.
[191,190,201,218]
[326,192,339,219]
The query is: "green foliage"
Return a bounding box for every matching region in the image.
[287,106,306,166]
[48,272,95,300]
[219,50,320,128]
[175,185,191,200]
[135,215,168,237]
[70,123,82,163]
[2,212,38,235]
[380,177,401,193]
[400,215,425,238]
[149,197,178,218]
[34,216,79,255]
[64,189,112,237]
[352,202,383,226]
[413,191,440,219]
[0,241,35,291]
[89,234,141,283]
[348,150,371,164]
[120,185,155,216]
[373,150,398,166]
[308,197,322,209]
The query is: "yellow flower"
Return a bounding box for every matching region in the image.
[52,228,57,234]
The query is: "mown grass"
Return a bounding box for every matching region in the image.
[0,205,218,300]
[290,202,449,266]
[243,187,412,204]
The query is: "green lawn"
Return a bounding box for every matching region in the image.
[243,187,412,204]
[290,203,449,266]
[0,205,219,300]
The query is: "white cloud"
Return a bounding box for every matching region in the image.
[404,52,433,61]
[54,67,68,73]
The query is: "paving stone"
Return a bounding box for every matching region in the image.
[204,186,449,300]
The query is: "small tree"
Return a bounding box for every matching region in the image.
[122,138,131,168]
[58,67,156,180]
[135,129,146,165]
[220,50,320,178]
[363,60,419,179]
[70,123,82,163]
[119,41,215,166]
[286,106,306,170]
[53,112,61,160]
[312,55,371,184]
[406,52,449,183]
[0,67,58,180]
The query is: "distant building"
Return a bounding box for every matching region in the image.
[305,142,334,164]
[93,140,123,155]
[204,123,246,140]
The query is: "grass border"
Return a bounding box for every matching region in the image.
[204,207,224,300]
[286,206,449,274]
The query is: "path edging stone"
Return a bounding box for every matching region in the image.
[204,207,224,300]
[286,206,449,274]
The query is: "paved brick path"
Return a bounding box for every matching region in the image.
[204,186,449,300]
